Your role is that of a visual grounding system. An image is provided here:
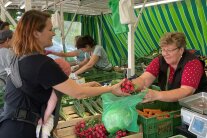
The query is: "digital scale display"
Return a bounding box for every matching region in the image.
[189,116,207,138]
[192,118,204,133]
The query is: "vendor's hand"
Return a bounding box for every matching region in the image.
[111,79,130,96]
[85,81,101,87]
[142,89,159,103]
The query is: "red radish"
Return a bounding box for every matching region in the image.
[121,78,135,93]
[75,119,129,138]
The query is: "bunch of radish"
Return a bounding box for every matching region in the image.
[75,120,108,138]
[121,78,135,93]
[75,119,130,138]
[116,130,127,138]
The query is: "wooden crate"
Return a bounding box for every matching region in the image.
[53,114,101,138]
[60,105,99,121]
[54,106,142,138]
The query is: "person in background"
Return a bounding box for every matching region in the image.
[0,22,10,30]
[132,32,207,108]
[48,36,90,69]
[74,35,112,75]
[0,10,128,138]
[0,30,14,81]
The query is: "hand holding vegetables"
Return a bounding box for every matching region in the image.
[111,79,130,96]
[121,78,135,93]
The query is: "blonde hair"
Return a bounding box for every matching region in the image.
[12,10,51,56]
[159,32,186,48]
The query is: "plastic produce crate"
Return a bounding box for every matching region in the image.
[138,110,181,138]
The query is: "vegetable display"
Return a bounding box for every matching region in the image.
[75,118,128,138]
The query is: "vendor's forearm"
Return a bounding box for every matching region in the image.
[132,72,155,90]
[132,77,146,90]
[157,88,193,102]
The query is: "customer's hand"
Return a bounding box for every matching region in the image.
[111,79,130,96]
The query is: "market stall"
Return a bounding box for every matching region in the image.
[0,0,207,138]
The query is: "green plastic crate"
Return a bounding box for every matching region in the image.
[171,111,182,135]
[138,110,181,138]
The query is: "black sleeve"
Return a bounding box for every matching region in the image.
[38,59,68,89]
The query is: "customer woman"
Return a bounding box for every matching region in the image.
[0,10,127,138]
[133,32,207,108]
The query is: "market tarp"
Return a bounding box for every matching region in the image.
[108,0,129,34]
[64,0,207,66]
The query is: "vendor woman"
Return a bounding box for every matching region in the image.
[132,32,207,108]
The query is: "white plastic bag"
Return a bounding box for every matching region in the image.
[36,115,54,138]
[119,0,137,24]
[51,11,61,29]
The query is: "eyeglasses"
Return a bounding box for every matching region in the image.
[160,47,180,53]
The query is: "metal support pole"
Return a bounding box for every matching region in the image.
[65,6,81,38]
[127,23,135,78]
[134,0,147,29]
[60,3,66,53]
[25,0,32,11]
[127,0,147,78]
[1,0,6,21]
[0,2,17,27]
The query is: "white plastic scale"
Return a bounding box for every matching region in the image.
[179,92,207,138]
